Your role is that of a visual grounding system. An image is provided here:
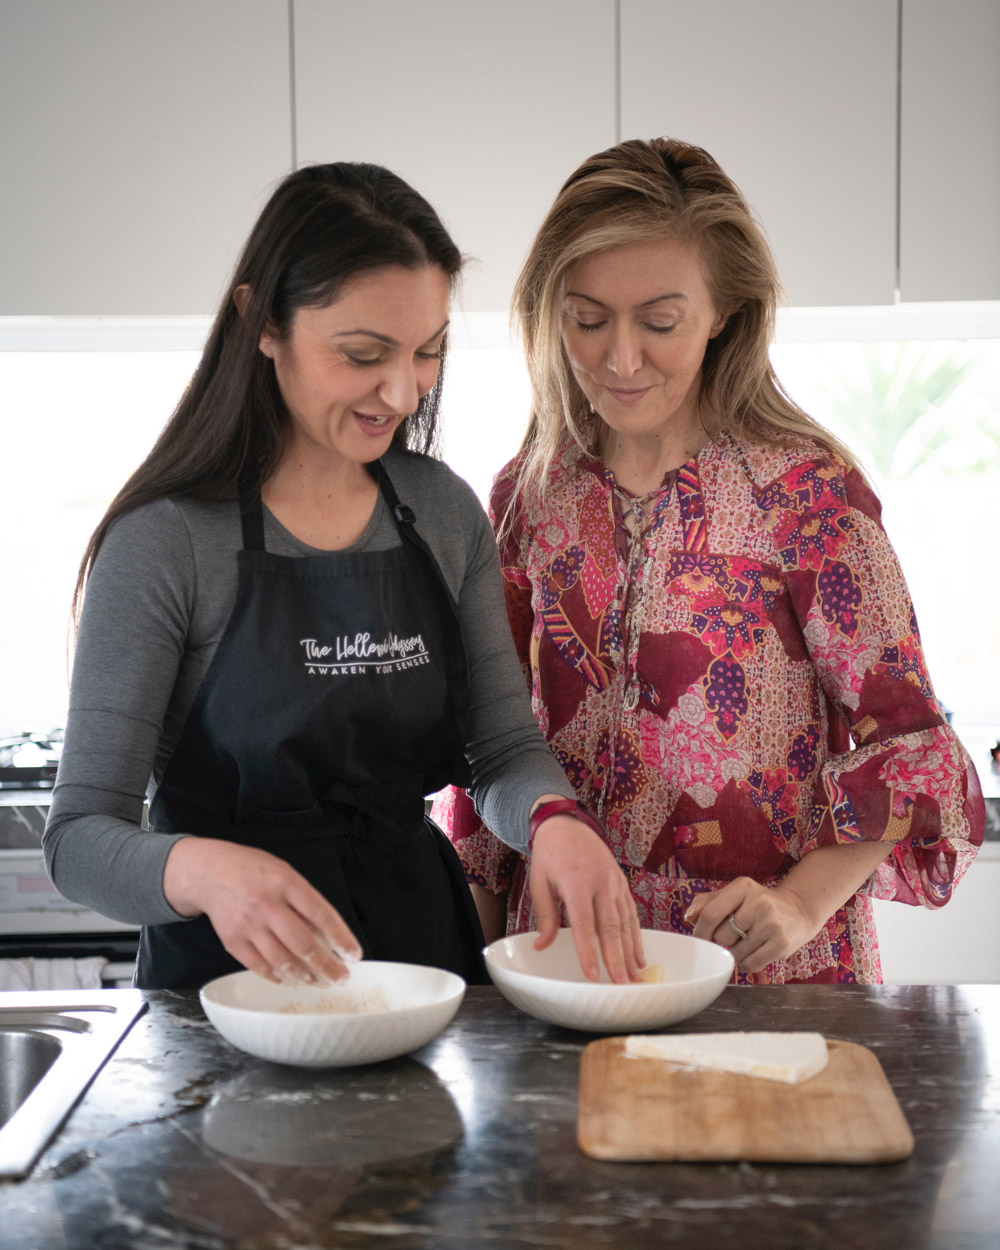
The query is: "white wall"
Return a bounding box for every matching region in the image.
[875,849,1000,984]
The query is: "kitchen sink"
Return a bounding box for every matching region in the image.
[0,989,146,1179]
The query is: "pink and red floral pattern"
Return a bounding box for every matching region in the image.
[435,433,984,984]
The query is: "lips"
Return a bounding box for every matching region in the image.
[605,386,652,405]
[354,412,398,437]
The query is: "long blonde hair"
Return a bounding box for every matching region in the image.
[508,137,860,509]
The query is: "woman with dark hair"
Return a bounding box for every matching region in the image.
[437,138,984,984]
[44,162,644,991]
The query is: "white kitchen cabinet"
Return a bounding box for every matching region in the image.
[619,0,899,307]
[292,0,617,313]
[0,1,292,315]
[899,1,1000,302]
[2,2,993,318]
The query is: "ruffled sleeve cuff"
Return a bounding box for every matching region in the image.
[801,723,985,908]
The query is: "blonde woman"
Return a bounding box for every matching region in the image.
[436,138,984,984]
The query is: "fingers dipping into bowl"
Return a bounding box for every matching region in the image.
[483,929,733,1032]
[200,961,466,1066]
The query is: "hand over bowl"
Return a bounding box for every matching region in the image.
[200,962,465,1067]
[483,929,733,1032]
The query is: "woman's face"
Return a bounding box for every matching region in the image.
[259,264,451,469]
[560,237,727,449]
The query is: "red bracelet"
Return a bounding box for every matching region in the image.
[528,797,605,848]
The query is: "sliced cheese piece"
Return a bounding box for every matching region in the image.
[623,1031,829,1084]
[639,963,665,983]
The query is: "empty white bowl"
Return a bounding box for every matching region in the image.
[200,962,465,1067]
[483,929,733,1033]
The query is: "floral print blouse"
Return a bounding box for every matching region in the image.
[436,431,984,984]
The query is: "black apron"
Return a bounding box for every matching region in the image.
[137,462,485,990]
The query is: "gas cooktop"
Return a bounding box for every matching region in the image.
[0,731,63,789]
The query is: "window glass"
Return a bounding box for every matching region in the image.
[1,349,199,736]
[1,323,997,795]
[771,339,1000,788]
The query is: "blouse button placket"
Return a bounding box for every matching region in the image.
[599,478,669,820]
[600,540,653,819]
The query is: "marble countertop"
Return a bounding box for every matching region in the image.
[1,983,997,1249]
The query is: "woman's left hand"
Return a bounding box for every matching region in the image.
[529,814,645,984]
[685,840,895,973]
[684,876,819,975]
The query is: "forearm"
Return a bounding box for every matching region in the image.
[468,734,575,851]
[687,838,896,974]
[778,839,895,932]
[43,812,189,926]
[43,498,197,925]
[457,515,574,852]
[45,701,183,925]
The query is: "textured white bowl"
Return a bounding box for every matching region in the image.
[200,962,465,1067]
[484,929,733,1033]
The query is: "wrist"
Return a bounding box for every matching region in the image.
[772,877,827,942]
[528,797,605,851]
[163,836,207,917]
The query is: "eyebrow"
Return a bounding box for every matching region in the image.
[564,291,688,309]
[333,319,450,347]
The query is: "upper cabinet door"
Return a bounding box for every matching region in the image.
[900,1,1000,302]
[292,0,617,313]
[0,1,292,315]
[619,0,898,307]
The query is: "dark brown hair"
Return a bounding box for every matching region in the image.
[74,162,462,617]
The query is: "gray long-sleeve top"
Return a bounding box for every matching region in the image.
[43,448,573,926]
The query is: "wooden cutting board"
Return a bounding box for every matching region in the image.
[578,1036,914,1164]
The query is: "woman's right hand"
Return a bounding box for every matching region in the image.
[528,816,644,984]
[163,837,362,984]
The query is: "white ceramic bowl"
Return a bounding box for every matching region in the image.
[200,962,465,1067]
[483,929,733,1033]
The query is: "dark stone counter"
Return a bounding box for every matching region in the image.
[1,983,997,1249]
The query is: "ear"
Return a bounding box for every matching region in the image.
[232,283,252,318]
[708,309,729,339]
[233,283,277,358]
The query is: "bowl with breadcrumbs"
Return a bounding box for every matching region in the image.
[483,929,734,1032]
[200,962,465,1067]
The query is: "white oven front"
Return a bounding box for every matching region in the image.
[0,793,138,986]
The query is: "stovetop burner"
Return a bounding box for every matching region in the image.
[0,731,63,789]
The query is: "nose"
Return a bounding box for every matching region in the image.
[377,361,421,416]
[606,325,643,378]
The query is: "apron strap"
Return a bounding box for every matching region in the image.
[376,459,471,755]
[376,463,416,527]
[239,494,266,551]
[376,459,459,614]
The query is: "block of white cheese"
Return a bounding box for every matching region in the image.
[623,1031,829,1084]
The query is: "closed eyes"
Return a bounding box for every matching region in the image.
[344,349,443,367]
[573,320,677,336]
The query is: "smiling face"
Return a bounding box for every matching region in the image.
[259,264,451,470]
[561,237,727,458]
